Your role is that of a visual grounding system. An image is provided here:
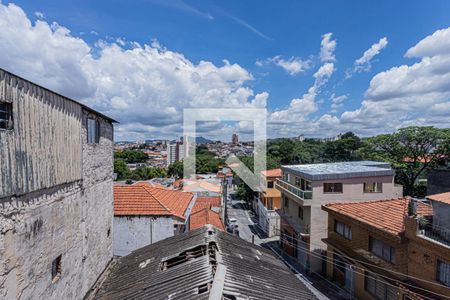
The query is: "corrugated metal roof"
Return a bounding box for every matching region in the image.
[92,225,318,300]
[282,161,394,181]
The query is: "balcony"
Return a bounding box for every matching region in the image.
[419,224,450,248]
[278,210,310,236]
[275,178,313,202]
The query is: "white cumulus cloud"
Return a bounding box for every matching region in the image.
[319,33,337,62]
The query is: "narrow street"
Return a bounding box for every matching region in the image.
[226,187,333,300]
[226,186,354,300]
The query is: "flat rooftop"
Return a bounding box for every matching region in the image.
[281,161,394,181]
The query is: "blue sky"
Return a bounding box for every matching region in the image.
[1,0,450,140]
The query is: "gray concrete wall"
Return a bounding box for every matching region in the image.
[0,70,83,198]
[431,201,450,238]
[0,71,114,300]
[113,216,174,256]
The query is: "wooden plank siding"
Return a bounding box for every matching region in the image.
[0,70,83,197]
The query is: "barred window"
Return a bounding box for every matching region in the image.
[437,260,450,287]
[369,237,395,263]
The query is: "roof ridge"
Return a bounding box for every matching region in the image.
[325,197,407,207]
[141,186,172,214]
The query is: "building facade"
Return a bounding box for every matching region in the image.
[0,69,115,299]
[323,195,450,300]
[276,161,403,273]
[256,169,282,237]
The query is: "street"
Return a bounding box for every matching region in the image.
[226,187,353,300]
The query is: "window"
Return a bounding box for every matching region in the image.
[364,182,383,193]
[369,237,395,263]
[52,255,62,281]
[268,198,273,210]
[87,118,100,144]
[335,220,352,239]
[301,178,312,191]
[365,271,396,300]
[284,196,289,209]
[295,176,301,187]
[324,183,343,193]
[437,260,450,287]
[267,181,274,188]
[298,206,303,219]
[0,102,13,130]
[283,173,290,182]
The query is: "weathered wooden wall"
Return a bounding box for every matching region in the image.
[0,70,82,197]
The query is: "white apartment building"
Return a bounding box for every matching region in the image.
[276,161,403,273]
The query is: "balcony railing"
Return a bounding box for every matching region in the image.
[276,179,313,201]
[419,224,450,247]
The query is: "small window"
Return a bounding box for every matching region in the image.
[324,183,343,193]
[369,237,395,263]
[298,206,303,219]
[267,181,274,188]
[0,102,13,130]
[437,260,450,287]
[335,220,352,239]
[268,198,273,210]
[87,118,100,144]
[301,178,312,191]
[52,255,62,281]
[364,182,383,193]
[295,176,301,187]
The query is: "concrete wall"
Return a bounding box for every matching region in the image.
[0,69,83,197]
[0,71,114,300]
[113,216,174,256]
[431,201,450,237]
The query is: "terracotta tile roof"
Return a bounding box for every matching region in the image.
[192,197,222,213]
[427,192,450,205]
[261,168,282,178]
[189,208,225,231]
[114,185,194,220]
[324,198,432,236]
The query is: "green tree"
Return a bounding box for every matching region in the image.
[358,126,450,196]
[114,160,131,180]
[114,150,148,163]
[168,160,184,178]
[323,132,362,162]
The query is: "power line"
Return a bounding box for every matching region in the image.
[278,235,449,300]
[274,228,450,290]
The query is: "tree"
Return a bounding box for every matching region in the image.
[323,132,362,162]
[168,160,184,178]
[114,160,131,180]
[358,126,450,196]
[114,150,148,163]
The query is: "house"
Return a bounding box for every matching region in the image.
[404,192,450,298]
[88,225,319,300]
[322,197,449,300]
[276,161,403,273]
[113,182,195,256]
[255,168,282,237]
[188,196,225,231]
[0,68,116,299]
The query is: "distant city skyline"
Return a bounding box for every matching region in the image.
[1,1,449,141]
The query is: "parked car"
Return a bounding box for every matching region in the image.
[227,218,239,234]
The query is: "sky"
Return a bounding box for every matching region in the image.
[0,0,450,141]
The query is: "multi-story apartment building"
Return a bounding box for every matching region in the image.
[275,161,403,273]
[256,169,282,237]
[0,69,116,298]
[322,194,450,300]
[166,137,189,167]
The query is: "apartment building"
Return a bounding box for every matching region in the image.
[322,194,450,299]
[276,161,403,273]
[256,168,282,237]
[0,69,116,299]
